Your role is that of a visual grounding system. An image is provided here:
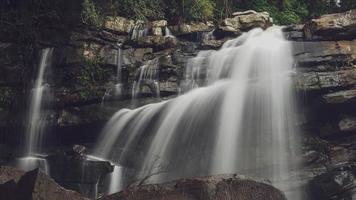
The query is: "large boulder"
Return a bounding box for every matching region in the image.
[217,10,273,37]
[0,167,88,200]
[104,17,135,34]
[100,174,287,200]
[304,9,356,40]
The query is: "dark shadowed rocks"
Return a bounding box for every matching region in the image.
[0,167,88,200]
[100,174,286,200]
[308,163,356,200]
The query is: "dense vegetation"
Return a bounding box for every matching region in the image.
[1,0,356,30]
[98,0,356,24]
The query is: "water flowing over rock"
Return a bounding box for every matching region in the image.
[26,48,54,155]
[100,174,287,200]
[304,9,356,40]
[94,27,301,199]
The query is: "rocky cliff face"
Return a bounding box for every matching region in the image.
[1,3,356,199]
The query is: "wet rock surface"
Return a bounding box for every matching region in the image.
[100,174,287,200]
[46,148,113,198]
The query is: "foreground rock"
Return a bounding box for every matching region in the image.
[47,149,113,198]
[0,167,88,200]
[100,174,286,200]
[308,163,356,200]
[304,9,356,40]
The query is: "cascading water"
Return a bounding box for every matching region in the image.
[131,23,148,40]
[132,58,160,100]
[101,43,123,105]
[26,48,53,154]
[108,165,123,194]
[164,27,174,38]
[115,43,123,96]
[18,48,53,174]
[94,27,301,199]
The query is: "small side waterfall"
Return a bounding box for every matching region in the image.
[115,43,123,96]
[108,165,123,194]
[94,27,301,199]
[101,43,123,105]
[26,48,53,155]
[131,23,148,40]
[18,48,53,174]
[132,58,160,100]
[164,27,174,37]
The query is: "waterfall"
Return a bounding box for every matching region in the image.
[18,48,53,174]
[108,166,123,194]
[26,48,53,154]
[101,44,123,105]
[164,27,174,37]
[115,43,123,96]
[132,58,160,100]
[94,27,301,198]
[131,23,148,40]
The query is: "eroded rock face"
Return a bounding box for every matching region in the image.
[304,9,356,40]
[0,167,88,200]
[100,174,286,200]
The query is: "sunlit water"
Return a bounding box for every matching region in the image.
[94,27,301,199]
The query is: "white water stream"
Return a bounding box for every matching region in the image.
[94,27,301,199]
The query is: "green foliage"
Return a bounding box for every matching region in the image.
[114,0,165,21]
[182,0,215,21]
[79,56,110,87]
[81,0,104,28]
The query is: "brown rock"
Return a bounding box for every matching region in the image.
[100,174,286,200]
[169,21,215,35]
[104,17,135,34]
[0,168,88,200]
[304,9,356,40]
[220,10,272,35]
[293,40,356,71]
[0,166,25,184]
[137,36,178,49]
